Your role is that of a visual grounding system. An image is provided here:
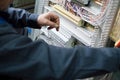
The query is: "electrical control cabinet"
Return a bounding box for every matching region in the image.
[33,0,119,48]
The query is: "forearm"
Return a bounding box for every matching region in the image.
[0,7,39,28]
[47,46,120,79]
[0,23,120,80]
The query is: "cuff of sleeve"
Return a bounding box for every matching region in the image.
[28,13,41,29]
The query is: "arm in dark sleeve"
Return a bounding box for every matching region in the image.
[0,7,39,28]
[0,22,120,80]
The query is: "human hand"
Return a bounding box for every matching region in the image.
[115,39,120,48]
[37,12,60,31]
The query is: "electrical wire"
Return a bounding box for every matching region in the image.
[79,0,113,26]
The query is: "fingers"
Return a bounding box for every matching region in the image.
[37,12,60,31]
[46,12,60,31]
[115,39,120,48]
[46,20,60,31]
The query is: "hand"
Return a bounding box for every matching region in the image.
[115,39,120,48]
[37,12,60,31]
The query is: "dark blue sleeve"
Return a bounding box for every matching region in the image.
[0,22,120,80]
[1,7,39,28]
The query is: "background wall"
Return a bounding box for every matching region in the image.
[13,0,35,12]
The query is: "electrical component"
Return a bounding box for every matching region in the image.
[71,0,91,6]
[77,0,90,5]
[65,36,85,48]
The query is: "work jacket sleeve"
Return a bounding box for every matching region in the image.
[0,22,120,80]
[0,7,39,28]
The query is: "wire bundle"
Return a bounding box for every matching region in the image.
[79,0,112,26]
